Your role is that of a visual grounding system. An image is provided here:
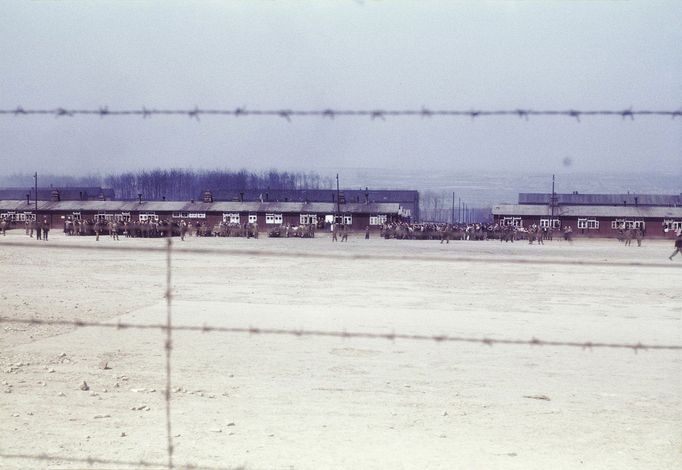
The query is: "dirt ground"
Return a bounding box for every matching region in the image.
[1,230,680,470]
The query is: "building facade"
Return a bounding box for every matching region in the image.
[0,199,409,232]
[492,193,682,238]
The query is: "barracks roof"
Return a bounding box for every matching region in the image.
[492,204,682,219]
[0,200,406,215]
[518,193,682,206]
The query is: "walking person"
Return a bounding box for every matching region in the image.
[669,230,682,261]
[35,220,42,240]
[42,218,50,241]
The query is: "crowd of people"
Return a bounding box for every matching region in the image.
[1,215,681,260]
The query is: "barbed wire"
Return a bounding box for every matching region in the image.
[2,316,680,352]
[164,238,174,470]
[0,239,678,269]
[1,106,681,121]
[0,452,241,470]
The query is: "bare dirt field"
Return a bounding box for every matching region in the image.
[1,231,680,470]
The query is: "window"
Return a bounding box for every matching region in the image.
[578,218,599,229]
[22,212,36,221]
[248,214,258,224]
[325,214,335,224]
[94,212,114,221]
[115,212,131,222]
[502,217,522,227]
[370,214,387,226]
[266,213,282,224]
[172,212,189,219]
[138,212,158,222]
[539,218,561,229]
[223,213,240,223]
[343,215,352,225]
[663,220,682,231]
[300,214,318,225]
[188,212,206,219]
[612,219,639,229]
[72,212,81,220]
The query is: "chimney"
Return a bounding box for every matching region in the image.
[162,196,166,201]
[138,193,143,204]
[202,190,213,203]
[634,197,638,206]
[265,193,269,202]
[26,193,30,205]
[239,192,244,202]
[79,191,83,201]
[51,189,60,202]
[365,188,369,204]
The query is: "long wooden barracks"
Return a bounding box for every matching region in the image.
[493,192,682,239]
[0,189,411,231]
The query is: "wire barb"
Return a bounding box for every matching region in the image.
[1,107,680,120]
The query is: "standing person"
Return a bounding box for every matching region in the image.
[42,218,50,241]
[25,219,30,235]
[365,225,370,240]
[0,218,6,236]
[35,219,42,240]
[29,219,35,238]
[331,222,338,242]
[341,224,348,242]
[635,227,644,247]
[180,220,188,241]
[669,230,682,261]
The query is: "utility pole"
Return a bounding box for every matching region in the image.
[33,172,38,213]
[335,173,340,219]
[458,198,461,224]
[451,192,455,224]
[550,174,556,232]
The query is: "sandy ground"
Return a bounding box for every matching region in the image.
[0,230,680,470]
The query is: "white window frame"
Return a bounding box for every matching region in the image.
[223,213,240,224]
[502,217,522,227]
[578,218,599,229]
[300,214,318,225]
[138,212,159,222]
[23,212,36,221]
[325,214,335,224]
[72,211,82,221]
[1,211,16,221]
[248,214,258,224]
[188,212,206,219]
[370,214,387,226]
[342,215,352,225]
[633,220,645,229]
[94,212,114,221]
[115,212,131,222]
[540,218,561,229]
[266,213,283,225]
[172,212,189,219]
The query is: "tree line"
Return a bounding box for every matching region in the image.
[1,169,334,201]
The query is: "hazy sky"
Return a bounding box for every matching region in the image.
[1,0,680,176]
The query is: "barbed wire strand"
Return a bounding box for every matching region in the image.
[165,237,174,470]
[0,452,240,470]
[2,316,680,352]
[1,107,681,120]
[0,239,679,270]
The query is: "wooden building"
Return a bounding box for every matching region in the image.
[0,199,409,232]
[492,193,682,238]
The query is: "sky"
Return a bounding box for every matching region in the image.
[0,0,680,177]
